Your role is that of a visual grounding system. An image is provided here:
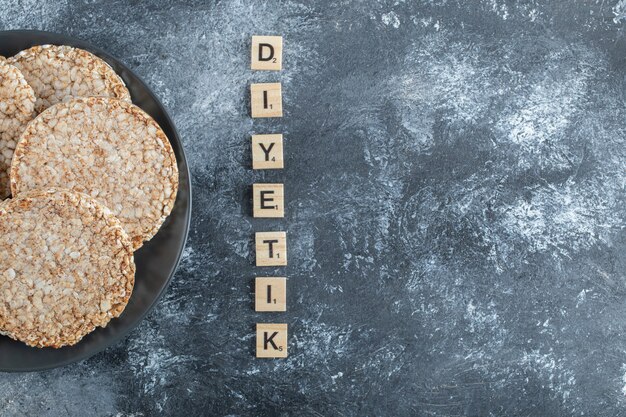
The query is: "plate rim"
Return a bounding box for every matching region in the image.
[0,29,192,372]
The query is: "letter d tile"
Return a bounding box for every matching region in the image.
[251,35,283,70]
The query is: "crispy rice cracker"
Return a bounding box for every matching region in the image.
[11,97,179,249]
[0,188,135,348]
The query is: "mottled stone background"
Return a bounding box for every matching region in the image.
[1,0,626,415]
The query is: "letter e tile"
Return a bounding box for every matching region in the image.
[253,183,284,218]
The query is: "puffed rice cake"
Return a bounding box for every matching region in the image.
[0,188,135,348]
[11,97,179,249]
[0,60,35,199]
[8,45,131,113]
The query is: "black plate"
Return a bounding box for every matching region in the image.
[0,30,191,371]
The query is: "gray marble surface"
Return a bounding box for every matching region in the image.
[1,0,626,415]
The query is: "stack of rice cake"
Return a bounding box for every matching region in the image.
[0,45,178,348]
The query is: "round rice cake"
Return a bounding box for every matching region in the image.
[0,188,135,348]
[11,97,179,249]
[8,44,131,113]
[0,60,36,199]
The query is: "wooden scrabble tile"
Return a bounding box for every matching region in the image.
[256,323,288,358]
[252,134,284,169]
[255,277,287,312]
[251,83,282,118]
[255,231,287,266]
[253,183,284,218]
[251,35,283,71]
